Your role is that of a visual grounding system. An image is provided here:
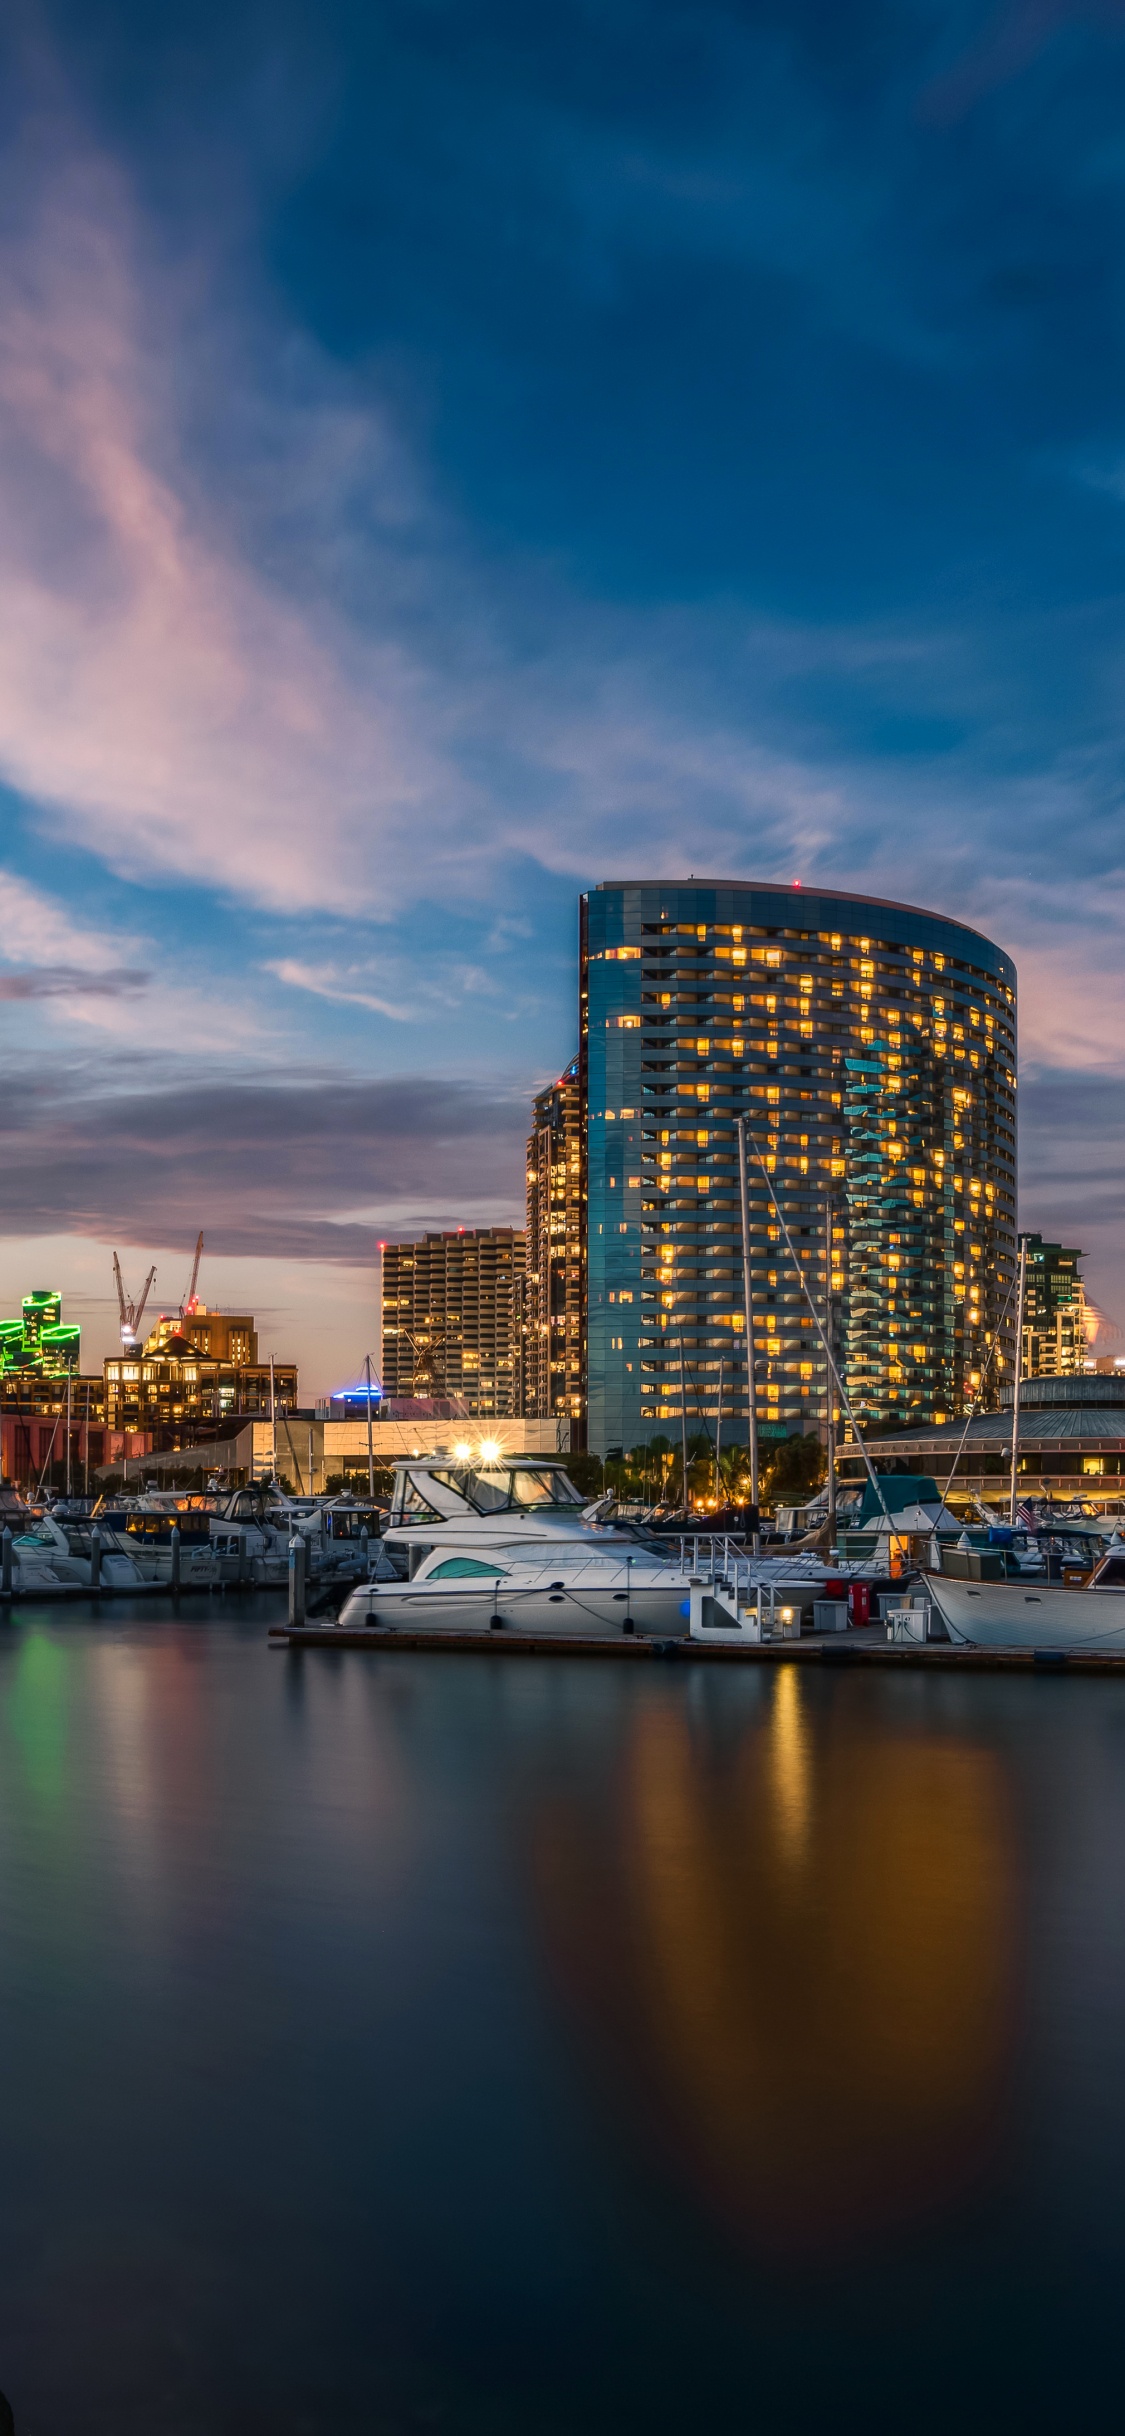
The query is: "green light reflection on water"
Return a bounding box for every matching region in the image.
[5,1629,71,1809]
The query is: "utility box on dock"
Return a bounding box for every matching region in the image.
[885,1599,934,1643]
[812,1599,849,1633]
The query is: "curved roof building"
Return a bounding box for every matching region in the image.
[581,880,1017,1457]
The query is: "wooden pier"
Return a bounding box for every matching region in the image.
[266,1624,1125,1676]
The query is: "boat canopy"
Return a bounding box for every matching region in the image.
[853,1474,942,1526]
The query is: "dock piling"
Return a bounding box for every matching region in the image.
[170,1524,181,1598]
[1,1528,10,1598]
[288,1533,307,1627]
[89,1526,101,1589]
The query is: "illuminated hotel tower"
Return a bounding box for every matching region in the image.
[582,880,1017,1457]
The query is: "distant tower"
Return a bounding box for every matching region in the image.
[1022,1235,1087,1377]
[524,1059,586,1435]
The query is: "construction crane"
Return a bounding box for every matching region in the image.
[113,1252,157,1348]
[402,1324,448,1399]
[180,1232,204,1320]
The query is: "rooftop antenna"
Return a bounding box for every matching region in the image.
[180,1232,204,1320]
[113,1251,157,1349]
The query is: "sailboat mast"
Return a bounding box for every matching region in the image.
[824,1200,837,1547]
[736,1117,760,1514]
[1008,1233,1028,1526]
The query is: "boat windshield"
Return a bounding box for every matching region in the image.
[422,1464,584,1515]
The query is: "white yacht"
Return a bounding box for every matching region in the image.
[929,1541,1125,1652]
[336,1453,695,1638]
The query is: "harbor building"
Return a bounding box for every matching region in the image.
[863,1373,1125,1504]
[525,1060,586,1435]
[582,880,1018,1456]
[381,1229,524,1420]
[1022,1235,1088,1378]
[104,1307,296,1435]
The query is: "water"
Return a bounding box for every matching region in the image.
[1,1605,1124,2433]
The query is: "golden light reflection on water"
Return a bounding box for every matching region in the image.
[768,1667,811,1867]
[534,1676,1017,2252]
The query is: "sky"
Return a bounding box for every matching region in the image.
[2,0,1125,1393]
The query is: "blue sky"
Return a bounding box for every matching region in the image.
[2,0,1125,1389]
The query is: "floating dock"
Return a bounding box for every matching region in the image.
[267,1625,1125,1675]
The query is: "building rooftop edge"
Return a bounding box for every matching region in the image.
[589,879,1014,963]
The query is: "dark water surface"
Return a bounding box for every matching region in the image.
[1,1604,1124,2433]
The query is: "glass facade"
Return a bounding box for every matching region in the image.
[525,1061,586,1430]
[582,881,1017,1456]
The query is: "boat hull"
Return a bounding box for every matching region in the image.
[928,1575,1125,1653]
[339,1577,691,1638]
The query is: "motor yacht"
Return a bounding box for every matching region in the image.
[336,1453,695,1638]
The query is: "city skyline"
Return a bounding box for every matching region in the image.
[3,6,1125,1393]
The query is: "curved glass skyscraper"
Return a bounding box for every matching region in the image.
[582,880,1017,1457]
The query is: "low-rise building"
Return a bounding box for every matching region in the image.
[854,1373,1125,1501]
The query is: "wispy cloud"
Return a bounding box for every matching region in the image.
[0,865,142,973]
[0,1058,528,1261]
[265,960,414,1022]
[0,966,147,1000]
[0,136,477,919]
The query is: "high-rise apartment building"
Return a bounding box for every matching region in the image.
[525,1060,586,1433]
[1022,1235,1087,1377]
[381,1229,524,1419]
[583,880,1018,1455]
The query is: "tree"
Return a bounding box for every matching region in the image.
[761,1433,826,1509]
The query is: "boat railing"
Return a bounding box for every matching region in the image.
[674,1534,759,1594]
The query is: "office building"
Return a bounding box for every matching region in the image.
[1021,1235,1087,1378]
[525,1059,586,1433]
[381,1229,524,1419]
[582,880,1018,1454]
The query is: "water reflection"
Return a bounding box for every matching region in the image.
[533,1671,1017,2251]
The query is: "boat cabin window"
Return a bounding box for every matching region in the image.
[462,1467,511,1513]
[428,1557,510,1579]
[509,1468,582,1507]
[391,1474,445,1525]
[1094,1557,1125,1587]
[458,1465,583,1513]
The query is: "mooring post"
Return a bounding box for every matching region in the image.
[360,1524,370,1578]
[1,1526,11,1598]
[170,1523,181,1599]
[288,1533,306,1627]
[89,1525,101,1590]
